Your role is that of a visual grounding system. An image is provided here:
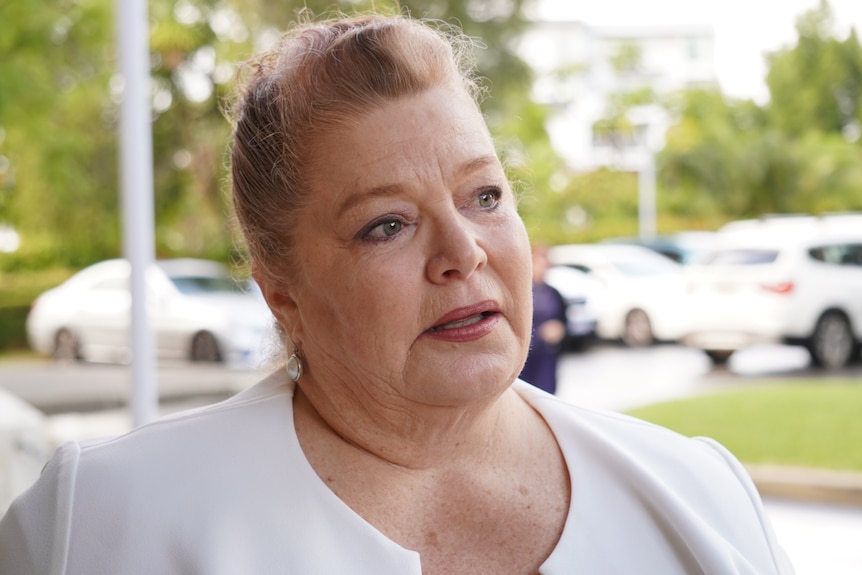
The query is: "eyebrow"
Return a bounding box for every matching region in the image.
[336,154,500,218]
[336,184,402,219]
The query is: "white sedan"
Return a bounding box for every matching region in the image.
[548,243,689,347]
[26,258,274,369]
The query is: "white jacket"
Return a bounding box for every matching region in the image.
[0,372,794,574]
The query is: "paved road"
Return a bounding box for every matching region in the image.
[0,358,258,414]
[766,497,862,575]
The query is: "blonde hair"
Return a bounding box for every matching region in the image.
[229,13,484,289]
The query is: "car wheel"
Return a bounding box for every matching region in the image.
[53,328,79,362]
[807,311,855,369]
[622,309,654,347]
[705,349,733,366]
[191,331,221,363]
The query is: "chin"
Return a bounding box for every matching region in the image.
[408,354,519,405]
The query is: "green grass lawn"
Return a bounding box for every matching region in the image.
[626,380,862,472]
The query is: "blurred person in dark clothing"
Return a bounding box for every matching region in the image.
[520,245,567,394]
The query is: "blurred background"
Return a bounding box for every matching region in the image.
[2,0,862,275]
[1,1,861,572]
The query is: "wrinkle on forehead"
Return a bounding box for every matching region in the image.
[301,87,500,231]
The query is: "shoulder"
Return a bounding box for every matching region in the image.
[0,371,302,573]
[515,381,794,573]
[74,370,293,484]
[0,438,80,574]
[16,372,290,498]
[516,380,717,456]
[517,381,750,495]
[536,281,564,300]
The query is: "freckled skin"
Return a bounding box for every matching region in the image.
[262,85,533,436]
[257,87,568,575]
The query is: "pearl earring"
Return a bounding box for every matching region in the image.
[286,351,303,382]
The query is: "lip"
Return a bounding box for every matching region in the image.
[424,301,501,343]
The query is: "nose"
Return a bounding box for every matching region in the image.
[425,212,488,283]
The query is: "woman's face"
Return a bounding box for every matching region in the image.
[268,86,532,409]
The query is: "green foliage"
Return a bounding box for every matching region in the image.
[766,0,862,138]
[627,382,862,471]
[0,306,29,350]
[0,0,120,266]
[609,41,643,74]
[661,86,862,220]
[0,267,75,350]
[519,168,642,244]
[9,0,858,261]
[794,132,862,211]
[658,0,862,223]
[592,87,657,148]
[1,0,557,270]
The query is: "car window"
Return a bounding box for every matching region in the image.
[170,276,246,294]
[564,264,593,274]
[611,260,678,276]
[703,249,779,265]
[604,251,681,276]
[808,243,862,266]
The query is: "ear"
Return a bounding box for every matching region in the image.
[254,269,302,346]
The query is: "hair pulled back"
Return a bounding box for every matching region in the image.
[229,13,484,289]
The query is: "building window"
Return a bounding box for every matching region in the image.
[688,37,699,60]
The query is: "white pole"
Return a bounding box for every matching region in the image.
[638,153,657,241]
[117,0,158,426]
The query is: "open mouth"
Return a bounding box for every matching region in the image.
[428,312,495,332]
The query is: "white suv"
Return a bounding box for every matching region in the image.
[682,214,862,369]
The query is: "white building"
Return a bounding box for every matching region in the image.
[517,21,717,172]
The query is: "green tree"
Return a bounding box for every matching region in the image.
[660,88,798,218]
[0,0,119,268]
[0,0,559,269]
[591,87,656,152]
[658,0,862,222]
[766,0,862,139]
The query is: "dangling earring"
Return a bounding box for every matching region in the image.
[286,349,303,382]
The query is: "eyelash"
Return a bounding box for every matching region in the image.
[360,216,407,242]
[476,187,502,209]
[358,187,504,242]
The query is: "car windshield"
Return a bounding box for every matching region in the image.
[607,254,681,276]
[169,276,247,295]
[703,249,779,265]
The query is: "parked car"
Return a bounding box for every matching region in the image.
[682,214,862,368]
[548,243,689,347]
[544,265,598,350]
[26,258,274,368]
[601,231,717,265]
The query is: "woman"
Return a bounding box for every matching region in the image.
[0,13,793,574]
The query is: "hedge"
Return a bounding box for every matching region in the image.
[0,268,74,352]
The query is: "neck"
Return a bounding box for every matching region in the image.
[292,376,529,471]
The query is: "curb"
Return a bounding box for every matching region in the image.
[747,464,862,507]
